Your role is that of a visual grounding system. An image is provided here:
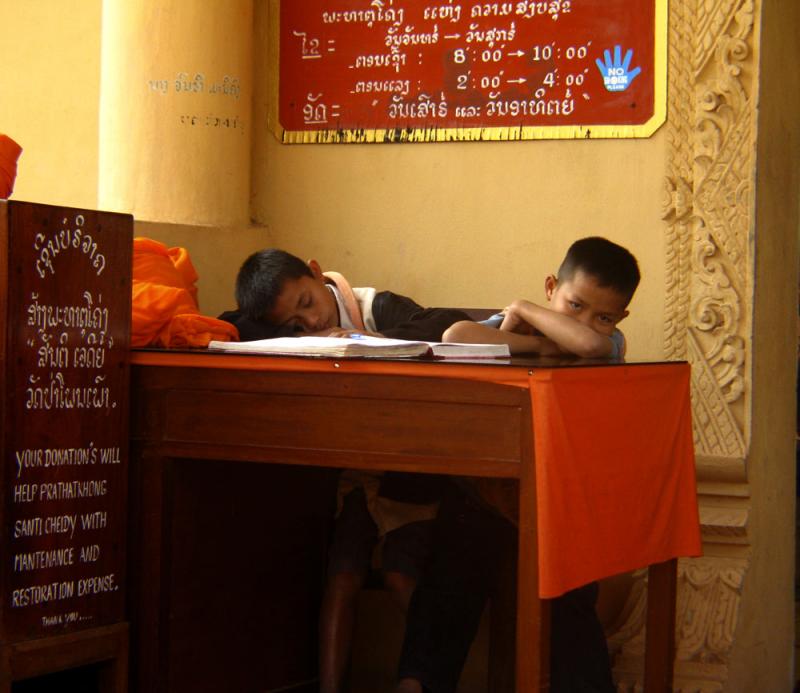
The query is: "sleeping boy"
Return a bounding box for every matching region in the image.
[223,248,469,693]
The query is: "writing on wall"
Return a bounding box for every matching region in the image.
[145,72,247,134]
[276,0,666,143]
[2,202,131,642]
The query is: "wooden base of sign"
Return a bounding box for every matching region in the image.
[0,622,128,692]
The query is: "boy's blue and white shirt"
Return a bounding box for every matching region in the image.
[479,312,506,329]
[479,312,626,359]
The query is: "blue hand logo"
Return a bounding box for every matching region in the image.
[595,45,641,92]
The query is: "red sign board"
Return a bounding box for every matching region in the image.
[1,201,131,642]
[276,0,666,142]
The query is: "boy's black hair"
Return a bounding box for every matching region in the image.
[235,249,313,320]
[557,236,640,302]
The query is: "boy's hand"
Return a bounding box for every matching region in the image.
[499,300,538,335]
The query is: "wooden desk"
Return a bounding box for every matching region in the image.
[128,351,693,693]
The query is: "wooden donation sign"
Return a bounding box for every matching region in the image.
[0,201,131,653]
[273,0,667,143]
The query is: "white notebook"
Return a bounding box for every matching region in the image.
[207,335,510,359]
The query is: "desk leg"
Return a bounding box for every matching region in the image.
[128,445,172,693]
[644,558,677,692]
[516,461,549,692]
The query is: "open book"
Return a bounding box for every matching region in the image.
[426,341,510,359]
[207,335,510,359]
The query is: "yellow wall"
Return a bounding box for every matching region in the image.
[0,0,102,210]
[0,0,267,316]
[251,4,666,360]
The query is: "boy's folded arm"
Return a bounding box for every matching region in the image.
[373,291,470,341]
[217,310,296,340]
[442,320,563,355]
[504,300,615,358]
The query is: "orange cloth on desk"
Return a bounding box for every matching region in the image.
[0,135,22,199]
[530,364,702,598]
[132,237,239,347]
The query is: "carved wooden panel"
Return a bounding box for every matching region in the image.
[612,0,762,690]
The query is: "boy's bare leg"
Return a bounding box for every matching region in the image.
[383,570,416,613]
[384,571,420,692]
[396,677,423,693]
[319,570,365,693]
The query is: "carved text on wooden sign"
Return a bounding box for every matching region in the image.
[2,201,132,642]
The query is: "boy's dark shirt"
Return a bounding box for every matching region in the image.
[219,291,470,505]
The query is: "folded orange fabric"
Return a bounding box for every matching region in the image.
[0,134,23,199]
[132,237,239,347]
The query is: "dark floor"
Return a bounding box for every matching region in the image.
[12,664,101,692]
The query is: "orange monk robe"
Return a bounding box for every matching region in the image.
[132,237,240,348]
[0,135,22,199]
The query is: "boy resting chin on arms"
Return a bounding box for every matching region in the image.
[396,237,639,693]
[442,236,639,359]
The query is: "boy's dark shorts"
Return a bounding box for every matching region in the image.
[327,487,435,581]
